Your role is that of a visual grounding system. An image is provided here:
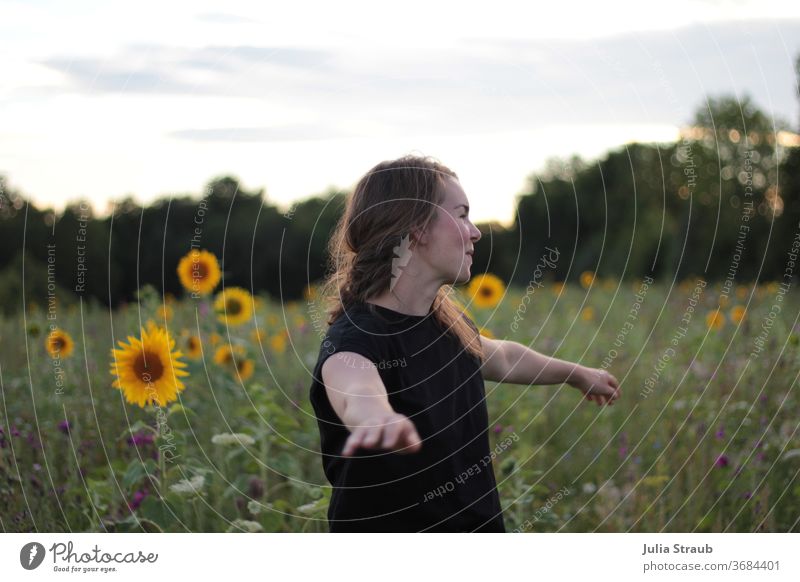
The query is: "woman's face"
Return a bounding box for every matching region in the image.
[419,176,481,285]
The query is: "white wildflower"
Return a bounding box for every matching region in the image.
[211,432,255,446]
[247,500,273,515]
[169,474,205,495]
[781,449,800,462]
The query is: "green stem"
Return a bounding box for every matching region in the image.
[260,434,270,498]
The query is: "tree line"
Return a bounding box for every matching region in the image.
[1,92,798,315]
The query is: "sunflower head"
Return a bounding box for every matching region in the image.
[213,344,245,367]
[706,309,725,330]
[214,287,254,326]
[466,273,506,309]
[269,334,287,354]
[177,249,222,296]
[156,303,173,322]
[236,359,255,381]
[110,324,189,408]
[580,271,595,289]
[581,306,595,322]
[730,305,747,324]
[303,284,318,301]
[46,328,74,359]
[181,332,202,359]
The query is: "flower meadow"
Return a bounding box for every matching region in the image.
[1,250,799,532]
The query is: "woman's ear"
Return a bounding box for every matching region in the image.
[410,227,428,248]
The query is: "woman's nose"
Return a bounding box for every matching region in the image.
[470,223,481,242]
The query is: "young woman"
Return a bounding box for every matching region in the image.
[309,154,620,532]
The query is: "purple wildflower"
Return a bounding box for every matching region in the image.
[493,424,503,434]
[715,426,725,439]
[714,455,730,468]
[58,420,71,434]
[127,432,155,447]
[129,490,148,511]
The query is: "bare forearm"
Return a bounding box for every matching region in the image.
[501,341,584,386]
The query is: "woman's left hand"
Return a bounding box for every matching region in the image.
[569,366,621,407]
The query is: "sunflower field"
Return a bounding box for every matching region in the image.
[1,251,799,532]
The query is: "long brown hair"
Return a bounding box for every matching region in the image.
[317,154,484,362]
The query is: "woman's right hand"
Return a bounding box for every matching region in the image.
[342,411,423,456]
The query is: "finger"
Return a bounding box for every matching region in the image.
[361,427,383,448]
[398,424,423,453]
[381,423,402,449]
[342,429,364,456]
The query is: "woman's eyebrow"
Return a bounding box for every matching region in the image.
[454,204,469,212]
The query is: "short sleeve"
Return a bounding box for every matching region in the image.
[309,321,385,426]
[318,324,383,372]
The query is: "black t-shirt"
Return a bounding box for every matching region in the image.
[308,301,506,532]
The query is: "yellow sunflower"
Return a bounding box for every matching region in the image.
[156,303,173,322]
[46,328,74,359]
[580,271,595,289]
[730,306,747,325]
[251,328,267,343]
[552,282,566,296]
[466,273,505,309]
[209,332,222,346]
[213,344,245,367]
[181,332,202,359]
[270,334,287,354]
[581,306,595,322]
[236,359,255,381]
[177,249,222,296]
[303,284,318,301]
[706,309,725,330]
[478,326,495,339]
[735,285,749,300]
[110,324,189,408]
[214,287,254,326]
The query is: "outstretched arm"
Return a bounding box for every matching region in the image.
[321,351,423,455]
[478,336,621,406]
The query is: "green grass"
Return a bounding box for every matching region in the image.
[1,280,798,532]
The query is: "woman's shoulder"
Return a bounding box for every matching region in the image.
[326,303,388,335]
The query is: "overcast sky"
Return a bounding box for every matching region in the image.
[1,0,799,225]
